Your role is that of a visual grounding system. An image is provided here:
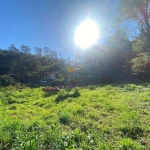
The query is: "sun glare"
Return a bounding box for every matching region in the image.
[74,19,99,49]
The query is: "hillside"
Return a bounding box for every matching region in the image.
[0,84,150,149]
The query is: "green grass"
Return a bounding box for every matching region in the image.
[0,83,150,149]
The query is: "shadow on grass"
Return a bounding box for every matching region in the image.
[121,126,144,140]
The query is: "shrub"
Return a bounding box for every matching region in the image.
[72,87,80,97]
[55,87,80,102]
[55,89,69,103]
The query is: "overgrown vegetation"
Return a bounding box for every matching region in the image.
[0,84,150,149]
[55,87,80,103]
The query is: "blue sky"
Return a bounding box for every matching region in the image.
[0,0,118,58]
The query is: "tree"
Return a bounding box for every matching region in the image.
[44,47,50,56]
[101,29,132,78]
[0,45,66,85]
[118,0,150,45]
[107,28,131,51]
[8,44,20,52]
[131,52,150,79]
[34,47,42,56]
[50,50,58,59]
[20,45,31,54]
[132,34,148,52]
[118,0,150,79]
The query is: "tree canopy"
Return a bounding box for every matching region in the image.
[118,0,150,39]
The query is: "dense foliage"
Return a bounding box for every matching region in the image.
[116,0,150,80]
[0,46,67,86]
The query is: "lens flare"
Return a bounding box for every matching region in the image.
[74,19,99,49]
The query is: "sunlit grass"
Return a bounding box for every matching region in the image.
[0,83,150,149]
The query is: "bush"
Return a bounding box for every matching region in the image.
[55,89,69,103]
[55,87,80,102]
[72,87,80,97]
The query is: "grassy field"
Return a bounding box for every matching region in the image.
[0,83,150,150]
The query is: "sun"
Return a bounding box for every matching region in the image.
[74,19,99,49]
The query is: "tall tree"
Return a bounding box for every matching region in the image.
[44,47,50,56]
[118,0,150,78]
[132,34,148,52]
[118,0,150,46]
[34,47,42,56]
[107,28,131,51]
[50,50,58,59]
[20,45,31,54]
[131,52,150,78]
[8,44,20,52]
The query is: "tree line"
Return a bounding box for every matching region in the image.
[0,45,68,86]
